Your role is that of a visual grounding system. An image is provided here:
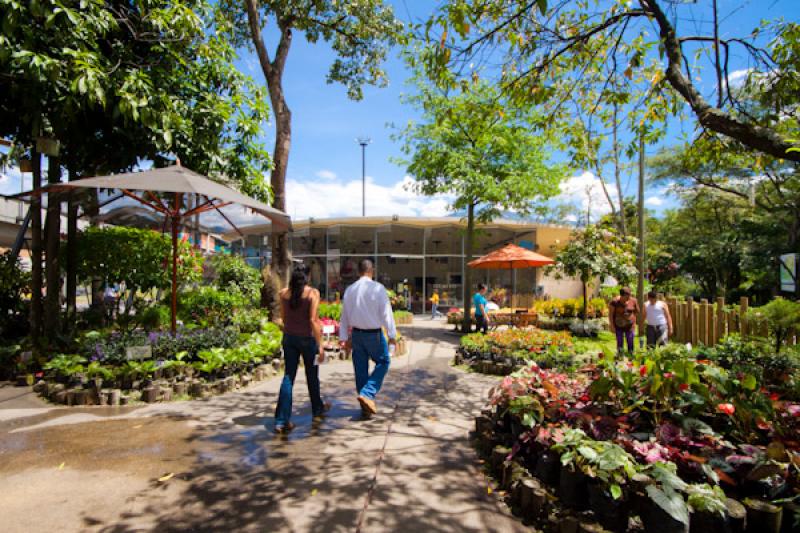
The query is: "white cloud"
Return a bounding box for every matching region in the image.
[204,175,454,230]
[554,171,617,220]
[727,68,752,87]
[314,169,338,180]
[645,196,664,207]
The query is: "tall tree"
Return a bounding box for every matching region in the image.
[219,0,403,282]
[1,0,271,342]
[427,0,800,162]
[394,57,566,331]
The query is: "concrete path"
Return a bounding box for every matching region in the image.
[0,321,525,533]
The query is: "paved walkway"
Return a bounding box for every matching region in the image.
[0,321,526,533]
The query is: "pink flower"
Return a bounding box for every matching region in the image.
[663,372,674,379]
[717,403,736,416]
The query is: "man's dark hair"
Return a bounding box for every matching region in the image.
[477,283,487,291]
[619,286,632,296]
[647,290,658,299]
[358,259,374,275]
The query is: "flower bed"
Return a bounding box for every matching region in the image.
[533,297,608,320]
[473,339,800,532]
[33,323,284,406]
[455,329,575,374]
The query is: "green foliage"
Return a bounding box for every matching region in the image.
[74,226,203,311]
[208,254,261,305]
[748,298,800,353]
[44,354,87,378]
[178,287,247,328]
[0,0,272,199]
[0,251,30,338]
[318,302,342,321]
[219,0,404,101]
[136,305,171,332]
[230,308,270,334]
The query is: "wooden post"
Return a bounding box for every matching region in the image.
[686,297,695,346]
[716,297,725,343]
[706,302,714,347]
[740,296,749,337]
[699,299,708,346]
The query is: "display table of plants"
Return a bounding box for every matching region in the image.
[455,329,576,375]
[533,297,608,336]
[474,336,799,532]
[33,321,285,406]
[393,310,414,325]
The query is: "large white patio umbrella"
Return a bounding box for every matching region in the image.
[17,163,290,333]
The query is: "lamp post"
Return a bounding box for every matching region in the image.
[357,137,371,216]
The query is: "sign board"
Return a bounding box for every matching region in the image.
[125,345,152,361]
[780,253,797,293]
[322,324,336,335]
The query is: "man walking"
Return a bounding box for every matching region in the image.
[340,259,397,417]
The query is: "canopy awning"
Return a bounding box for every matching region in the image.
[468,243,554,269]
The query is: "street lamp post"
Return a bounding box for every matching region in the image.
[357,137,371,216]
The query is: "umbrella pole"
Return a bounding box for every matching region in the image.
[171,193,179,334]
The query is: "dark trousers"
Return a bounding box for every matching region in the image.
[475,314,488,334]
[646,325,668,348]
[615,328,635,353]
[275,334,324,426]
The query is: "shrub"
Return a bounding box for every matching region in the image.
[178,286,248,327]
[0,251,30,339]
[231,308,270,334]
[208,254,261,304]
[136,305,171,331]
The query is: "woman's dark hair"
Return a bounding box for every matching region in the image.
[477,283,487,291]
[619,286,632,296]
[289,265,310,309]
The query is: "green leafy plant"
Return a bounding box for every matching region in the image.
[748,298,800,354]
[208,254,261,305]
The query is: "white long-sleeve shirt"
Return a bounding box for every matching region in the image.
[339,276,397,342]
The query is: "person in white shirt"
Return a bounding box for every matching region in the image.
[645,291,673,348]
[339,259,397,417]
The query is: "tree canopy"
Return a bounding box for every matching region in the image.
[0,0,271,198]
[425,0,800,162]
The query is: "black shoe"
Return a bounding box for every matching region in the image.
[313,401,332,419]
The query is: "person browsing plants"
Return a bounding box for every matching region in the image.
[645,290,673,348]
[473,283,490,334]
[609,286,639,355]
[339,259,396,418]
[273,264,330,433]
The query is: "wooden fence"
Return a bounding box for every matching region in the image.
[665,296,794,348]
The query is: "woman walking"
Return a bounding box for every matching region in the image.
[274,265,329,433]
[609,286,639,355]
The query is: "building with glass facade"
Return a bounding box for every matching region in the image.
[229,217,581,312]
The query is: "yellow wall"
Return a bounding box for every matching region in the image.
[536,226,574,258]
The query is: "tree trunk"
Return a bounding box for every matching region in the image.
[30,149,43,347]
[612,102,627,235]
[582,281,588,323]
[243,0,293,286]
[64,168,78,333]
[269,79,291,285]
[43,156,62,336]
[463,202,475,333]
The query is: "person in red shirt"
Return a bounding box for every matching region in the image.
[608,286,639,355]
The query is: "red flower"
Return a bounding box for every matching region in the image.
[717,403,735,416]
[579,394,590,402]
[639,365,648,377]
[679,383,689,391]
[769,392,780,401]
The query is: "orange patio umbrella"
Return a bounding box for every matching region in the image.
[468,243,554,306]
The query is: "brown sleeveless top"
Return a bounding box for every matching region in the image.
[283,288,313,337]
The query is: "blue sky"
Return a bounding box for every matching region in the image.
[2,0,797,226]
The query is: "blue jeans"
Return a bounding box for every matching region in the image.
[431,303,441,318]
[351,329,390,400]
[275,334,324,426]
